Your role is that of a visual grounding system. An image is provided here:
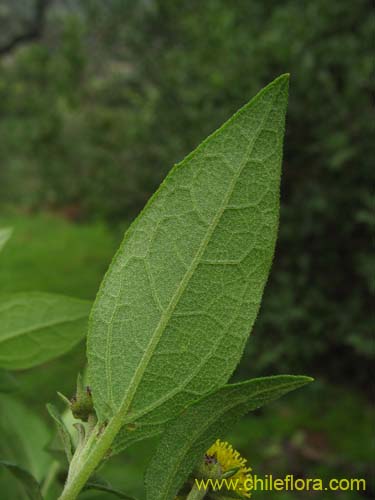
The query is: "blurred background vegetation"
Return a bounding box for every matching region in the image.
[0,0,373,498]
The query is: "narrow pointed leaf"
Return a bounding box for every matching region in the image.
[83,478,137,499]
[0,461,42,500]
[47,403,74,462]
[145,375,312,500]
[88,75,289,427]
[0,292,91,370]
[0,228,12,252]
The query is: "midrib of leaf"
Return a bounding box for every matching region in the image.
[106,84,281,425]
[158,380,304,498]
[0,310,88,342]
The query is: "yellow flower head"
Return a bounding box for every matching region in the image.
[205,439,252,498]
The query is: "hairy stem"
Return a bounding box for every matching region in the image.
[58,416,122,500]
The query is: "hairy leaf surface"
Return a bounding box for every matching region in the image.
[0,293,91,370]
[146,375,312,500]
[88,75,289,426]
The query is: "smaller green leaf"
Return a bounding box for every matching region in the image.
[0,292,91,370]
[0,461,42,500]
[83,477,137,499]
[222,467,241,479]
[47,403,74,463]
[0,228,12,252]
[145,375,313,500]
[57,391,72,406]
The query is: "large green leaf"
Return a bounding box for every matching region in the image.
[145,375,312,500]
[88,75,289,426]
[0,292,91,370]
[0,228,12,252]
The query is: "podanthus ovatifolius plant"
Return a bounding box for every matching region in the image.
[0,75,313,500]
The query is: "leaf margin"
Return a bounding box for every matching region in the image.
[145,374,313,500]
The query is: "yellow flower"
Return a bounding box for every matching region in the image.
[205,439,252,498]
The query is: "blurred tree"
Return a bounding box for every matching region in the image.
[0,0,51,55]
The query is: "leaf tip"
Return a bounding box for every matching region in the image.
[297,375,314,385]
[273,73,290,90]
[57,391,71,406]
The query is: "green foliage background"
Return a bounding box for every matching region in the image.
[0,0,372,386]
[0,1,372,498]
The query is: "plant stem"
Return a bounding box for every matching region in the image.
[58,416,122,500]
[186,483,207,500]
